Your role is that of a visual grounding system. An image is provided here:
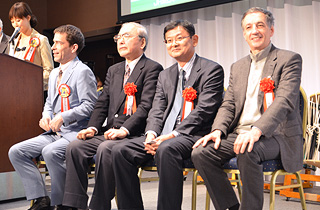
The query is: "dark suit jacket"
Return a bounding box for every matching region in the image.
[88,54,163,136]
[212,45,303,173]
[146,55,224,137]
[0,33,9,54]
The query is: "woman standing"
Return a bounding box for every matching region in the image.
[9,2,53,99]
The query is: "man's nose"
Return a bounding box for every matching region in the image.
[251,25,259,33]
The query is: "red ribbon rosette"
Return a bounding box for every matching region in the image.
[259,77,275,111]
[181,87,197,120]
[58,84,71,112]
[123,82,137,115]
[24,37,40,62]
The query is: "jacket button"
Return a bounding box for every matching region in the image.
[115,114,118,118]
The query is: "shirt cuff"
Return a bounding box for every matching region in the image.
[252,126,263,135]
[88,126,98,135]
[171,130,180,137]
[145,130,158,138]
[120,126,130,136]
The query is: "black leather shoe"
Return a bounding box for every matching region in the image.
[55,205,78,210]
[28,196,51,210]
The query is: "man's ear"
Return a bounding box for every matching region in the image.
[140,37,146,50]
[192,34,199,47]
[71,44,78,54]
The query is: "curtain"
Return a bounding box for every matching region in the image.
[141,0,320,181]
[141,0,320,97]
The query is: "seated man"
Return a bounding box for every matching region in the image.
[8,24,98,210]
[112,20,224,210]
[192,7,303,210]
[62,22,163,210]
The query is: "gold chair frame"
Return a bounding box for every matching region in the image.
[218,87,308,210]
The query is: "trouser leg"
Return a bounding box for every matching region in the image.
[237,136,280,210]
[89,140,122,210]
[155,135,196,210]
[8,134,55,201]
[62,137,103,209]
[191,133,239,210]
[42,137,72,205]
[113,136,152,210]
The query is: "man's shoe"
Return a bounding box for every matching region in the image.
[55,205,78,210]
[28,196,51,210]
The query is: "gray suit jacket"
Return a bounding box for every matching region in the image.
[43,57,98,141]
[146,55,224,137]
[212,45,303,173]
[0,33,9,54]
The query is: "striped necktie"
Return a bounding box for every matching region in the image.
[56,69,63,89]
[123,65,131,87]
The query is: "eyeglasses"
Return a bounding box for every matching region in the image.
[164,35,192,45]
[113,33,143,43]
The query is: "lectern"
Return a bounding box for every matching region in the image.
[0,54,43,200]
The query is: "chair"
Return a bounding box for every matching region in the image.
[30,87,104,206]
[280,91,320,203]
[221,86,308,210]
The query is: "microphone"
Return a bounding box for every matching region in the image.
[9,27,20,43]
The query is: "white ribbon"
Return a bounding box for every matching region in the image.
[126,95,134,115]
[265,92,274,109]
[184,101,193,118]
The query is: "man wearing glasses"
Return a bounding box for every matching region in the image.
[112,20,224,210]
[62,22,163,210]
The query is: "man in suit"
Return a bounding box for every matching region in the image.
[62,22,163,210]
[0,18,10,54]
[8,24,98,210]
[112,20,224,210]
[192,7,303,210]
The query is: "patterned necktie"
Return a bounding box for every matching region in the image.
[56,69,63,89]
[123,65,131,87]
[161,68,185,135]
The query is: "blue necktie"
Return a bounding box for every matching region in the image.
[161,69,185,135]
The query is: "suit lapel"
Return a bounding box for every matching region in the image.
[53,57,78,101]
[113,61,129,113]
[185,55,200,88]
[114,62,125,103]
[237,56,251,111]
[258,45,277,111]
[115,55,149,113]
[166,64,179,112]
[126,54,145,85]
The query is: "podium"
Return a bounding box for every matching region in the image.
[0,54,43,173]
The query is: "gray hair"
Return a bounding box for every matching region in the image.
[0,18,3,30]
[121,22,148,51]
[241,7,275,29]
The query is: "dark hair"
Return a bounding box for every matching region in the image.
[241,7,275,29]
[9,2,38,28]
[163,20,195,40]
[54,24,85,54]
